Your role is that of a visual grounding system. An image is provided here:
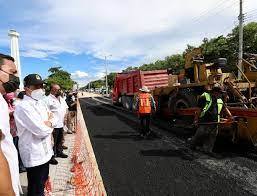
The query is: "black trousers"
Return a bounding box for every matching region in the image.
[53,128,64,155]
[191,124,218,152]
[26,162,49,196]
[139,115,151,135]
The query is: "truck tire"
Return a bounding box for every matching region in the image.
[169,89,197,114]
[112,96,121,106]
[121,96,133,110]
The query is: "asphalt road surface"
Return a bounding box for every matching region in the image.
[80,96,257,196]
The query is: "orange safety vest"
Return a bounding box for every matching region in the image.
[138,93,152,114]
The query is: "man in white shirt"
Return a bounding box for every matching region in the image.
[59,90,69,148]
[0,53,21,196]
[45,84,68,160]
[14,74,56,196]
[0,135,15,195]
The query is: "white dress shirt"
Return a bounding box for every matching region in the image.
[0,94,20,195]
[60,96,69,118]
[14,95,54,168]
[45,94,67,128]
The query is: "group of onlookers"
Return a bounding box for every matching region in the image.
[0,53,77,196]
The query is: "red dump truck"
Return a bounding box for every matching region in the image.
[112,70,169,110]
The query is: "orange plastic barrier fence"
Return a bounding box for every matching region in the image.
[44,177,52,196]
[70,115,105,196]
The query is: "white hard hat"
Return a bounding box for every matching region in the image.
[139,86,150,93]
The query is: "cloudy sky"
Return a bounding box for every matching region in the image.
[0,0,256,87]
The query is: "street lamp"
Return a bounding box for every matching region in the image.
[104,54,112,96]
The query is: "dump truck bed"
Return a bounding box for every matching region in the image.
[112,70,168,101]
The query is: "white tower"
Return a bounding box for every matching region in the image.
[8,30,22,88]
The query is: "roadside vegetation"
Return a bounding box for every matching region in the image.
[84,22,257,90]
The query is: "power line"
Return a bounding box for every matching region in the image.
[246,9,257,14]
[245,12,257,18]
[245,11,257,16]
[244,16,257,23]
[217,21,238,37]
[199,1,238,38]
[190,0,238,26]
[191,0,235,23]
[244,12,257,22]
[238,0,244,79]
[164,0,242,50]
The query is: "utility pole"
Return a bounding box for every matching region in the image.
[104,56,108,95]
[104,55,112,96]
[238,0,244,79]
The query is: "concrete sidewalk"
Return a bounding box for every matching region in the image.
[20,133,76,195]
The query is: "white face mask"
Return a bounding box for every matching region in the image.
[31,89,45,101]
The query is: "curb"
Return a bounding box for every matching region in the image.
[71,100,107,195]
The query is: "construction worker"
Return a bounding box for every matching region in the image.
[135,86,156,138]
[189,83,232,153]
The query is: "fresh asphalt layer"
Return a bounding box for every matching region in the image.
[80,97,255,196]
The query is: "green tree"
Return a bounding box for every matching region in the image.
[82,72,117,90]
[165,54,185,70]
[183,44,196,56]
[201,36,231,65]
[107,72,117,88]
[138,54,184,72]
[82,22,257,90]
[122,66,138,72]
[201,22,257,71]
[83,79,105,89]
[45,66,75,91]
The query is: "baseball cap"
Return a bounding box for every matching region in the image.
[24,74,45,87]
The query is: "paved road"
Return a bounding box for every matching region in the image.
[80,97,257,196]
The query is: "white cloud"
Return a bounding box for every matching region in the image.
[21,50,49,58]
[71,70,89,87]
[75,79,88,87]
[3,0,257,66]
[71,70,89,78]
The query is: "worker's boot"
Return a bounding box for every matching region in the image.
[145,131,152,139]
[187,138,196,150]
